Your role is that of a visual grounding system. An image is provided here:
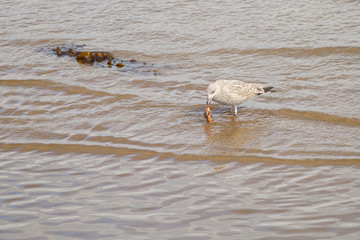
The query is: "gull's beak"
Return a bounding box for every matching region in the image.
[206,96,212,105]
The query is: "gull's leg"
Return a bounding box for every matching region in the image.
[231,106,238,115]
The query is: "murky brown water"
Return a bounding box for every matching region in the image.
[1,0,360,239]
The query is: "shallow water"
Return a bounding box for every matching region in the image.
[1,0,360,239]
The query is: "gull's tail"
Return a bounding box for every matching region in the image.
[263,86,274,93]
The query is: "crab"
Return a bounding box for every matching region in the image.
[204,104,214,123]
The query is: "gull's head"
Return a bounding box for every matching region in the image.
[206,83,218,105]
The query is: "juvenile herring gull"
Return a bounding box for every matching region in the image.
[206,79,274,115]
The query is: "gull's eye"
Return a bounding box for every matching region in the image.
[211,90,215,94]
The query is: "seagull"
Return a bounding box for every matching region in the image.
[206,79,274,115]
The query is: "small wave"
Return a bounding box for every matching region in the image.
[0,79,136,100]
[0,141,359,166]
[274,108,360,127]
[207,46,360,58]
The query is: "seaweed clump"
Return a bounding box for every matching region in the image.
[54,46,115,64]
[76,51,95,64]
[51,45,159,75]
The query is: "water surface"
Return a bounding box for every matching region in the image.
[1,0,360,239]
